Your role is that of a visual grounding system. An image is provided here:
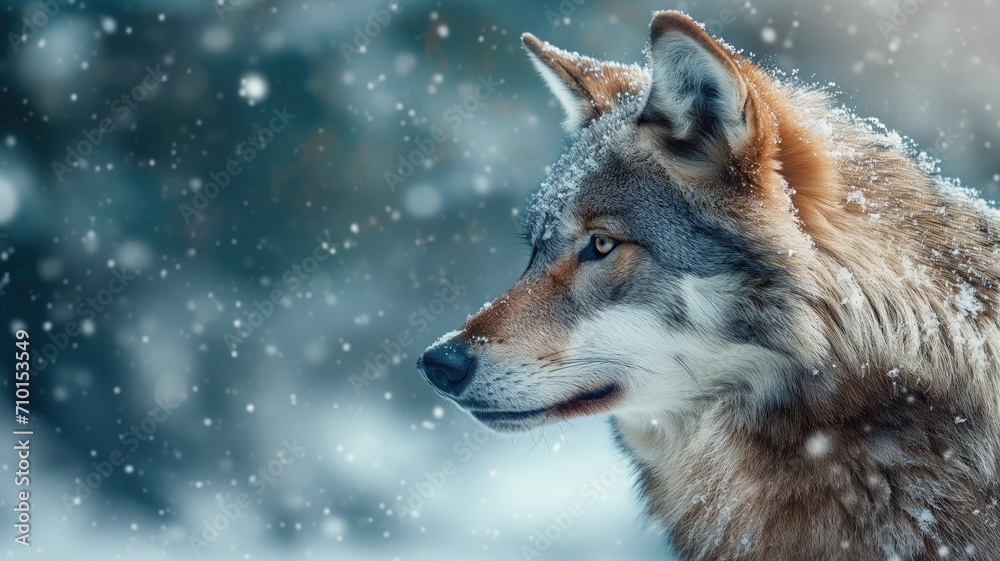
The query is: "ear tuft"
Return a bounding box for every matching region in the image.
[522,33,647,133]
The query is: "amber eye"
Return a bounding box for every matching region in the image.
[594,235,616,255]
[579,234,618,263]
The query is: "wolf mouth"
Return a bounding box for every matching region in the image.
[467,383,619,428]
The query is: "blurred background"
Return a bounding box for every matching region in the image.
[0,0,997,559]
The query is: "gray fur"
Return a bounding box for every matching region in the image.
[420,11,1000,560]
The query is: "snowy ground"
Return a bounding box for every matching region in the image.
[0,0,997,559]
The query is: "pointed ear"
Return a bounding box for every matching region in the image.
[639,11,773,184]
[522,33,647,133]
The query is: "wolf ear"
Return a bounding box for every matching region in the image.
[639,11,770,183]
[522,33,647,133]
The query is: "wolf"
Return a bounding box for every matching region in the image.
[417,11,1000,560]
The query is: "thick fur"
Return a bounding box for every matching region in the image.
[421,11,1000,560]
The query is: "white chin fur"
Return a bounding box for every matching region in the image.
[563,305,790,418]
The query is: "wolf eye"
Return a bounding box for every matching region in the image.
[594,236,616,254]
[579,235,618,263]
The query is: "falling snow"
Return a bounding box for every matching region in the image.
[0,1,997,560]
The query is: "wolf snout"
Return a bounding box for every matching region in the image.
[417,340,476,398]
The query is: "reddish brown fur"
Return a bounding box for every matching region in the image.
[633,14,999,560]
[522,33,646,120]
[509,11,1000,560]
[456,255,580,358]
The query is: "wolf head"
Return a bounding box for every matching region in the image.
[417,11,843,433]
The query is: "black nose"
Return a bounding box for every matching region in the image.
[417,340,475,398]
